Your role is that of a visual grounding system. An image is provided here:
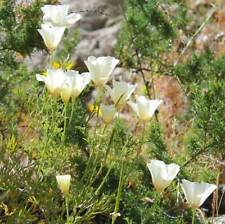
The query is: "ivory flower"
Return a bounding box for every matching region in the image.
[105,81,137,108]
[38,24,65,51]
[36,69,66,96]
[56,174,71,195]
[100,104,117,124]
[84,56,119,86]
[147,160,180,192]
[41,4,81,27]
[60,71,90,103]
[181,179,217,209]
[128,96,162,121]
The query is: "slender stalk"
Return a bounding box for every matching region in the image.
[95,164,113,195]
[92,127,115,183]
[135,49,151,99]
[43,93,50,142]
[85,110,95,126]
[40,87,47,114]
[88,148,101,185]
[88,100,101,173]
[80,151,94,184]
[140,122,146,144]
[43,93,54,150]
[102,127,115,163]
[62,103,68,144]
[134,120,139,132]
[112,159,125,224]
[88,126,114,186]
[69,98,75,125]
[65,196,69,221]
[48,50,56,66]
[102,124,107,135]
[93,101,100,140]
[80,116,103,184]
[192,209,196,224]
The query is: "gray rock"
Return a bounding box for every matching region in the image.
[74,21,122,61]
[63,0,124,62]
[24,51,48,71]
[209,216,225,224]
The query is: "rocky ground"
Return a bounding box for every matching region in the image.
[62,0,123,59]
[210,215,225,224]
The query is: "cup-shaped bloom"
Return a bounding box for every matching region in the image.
[128,96,163,121]
[36,69,66,97]
[41,4,82,27]
[105,81,137,108]
[38,24,65,51]
[181,179,217,209]
[56,174,71,195]
[60,71,90,103]
[147,160,180,192]
[84,56,119,86]
[100,104,117,124]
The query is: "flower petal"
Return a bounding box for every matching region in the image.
[66,13,82,25]
[127,101,139,116]
[36,74,47,82]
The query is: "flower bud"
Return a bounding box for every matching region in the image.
[56,174,71,195]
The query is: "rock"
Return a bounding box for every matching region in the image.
[74,22,121,62]
[24,51,48,71]
[61,0,124,17]
[209,215,225,224]
[66,0,123,64]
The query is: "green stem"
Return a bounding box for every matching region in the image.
[88,148,100,185]
[192,209,196,224]
[65,196,69,221]
[43,94,54,150]
[93,101,100,139]
[95,164,113,195]
[43,93,50,144]
[48,50,56,66]
[135,48,151,99]
[141,123,146,144]
[80,102,103,191]
[112,159,125,224]
[90,127,115,185]
[62,103,68,144]
[102,124,107,135]
[137,122,146,156]
[69,98,75,125]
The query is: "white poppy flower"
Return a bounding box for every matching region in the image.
[147,160,180,192]
[181,179,217,209]
[60,71,90,103]
[38,23,65,51]
[105,81,137,108]
[56,174,71,195]
[36,69,66,97]
[84,56,119,86]
[100,104,117,124]
[128,96,162,121]
[41,4,82,27]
